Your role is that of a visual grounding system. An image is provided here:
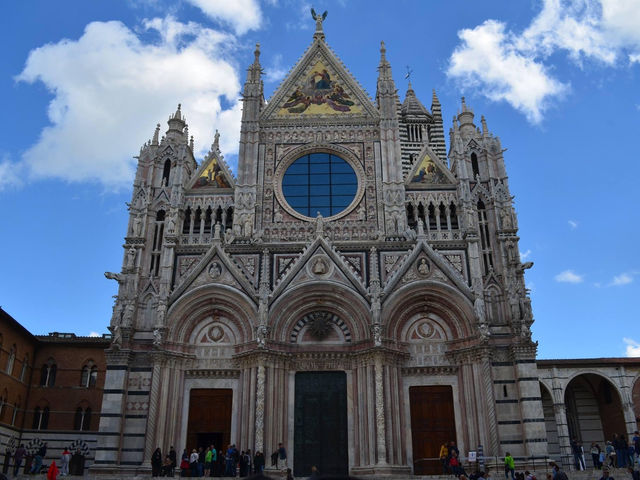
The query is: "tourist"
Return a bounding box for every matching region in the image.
[549,461,568,480]
[13,445,26,477]
[606,441,616,468]
[204,447,212,477]
[31,443,47,474]
[286,468,293,480]
[162,455,174,477]
[572,438,585,470]
[628,466,640,480]
[189,449,199,477]
[439,443,449,474]
[309,465,320,479]
[180,450,189,477]
[169,447,177,477]
[152,447,162,477]
[253,451,264,474]
[277,443,287,470]
[60,447,71,477]
[599,466,614,480]
[449,451,464,477]
[633,431,640,463]
[592,442,603,469]
[504,452,515,480]
[197,447,205,477]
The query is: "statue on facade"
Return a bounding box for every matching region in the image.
[152,328,163,346]
[126,247,137,269]
[256,324,269,348]
[110,325,122,348]
[371,323,382,346]
[132,216,143,236]
[315,212,325,237]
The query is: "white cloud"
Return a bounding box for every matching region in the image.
[555,269,584,283]
[286,2,312,31]
[16,16,243,188]
[519,249,532,261]
[623,337,640,357]
[0,155,24,191]
[447,0,640,123]
[89,331,101,337]
[265,53,288,83]
[568,220,578,229]
[185,0,262,35]
[611,272,633,286]
[447,20,568,123]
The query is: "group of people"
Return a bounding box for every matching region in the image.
[572,431,640,471]
[153,443,287,478]
[6,444,76,477]
[440,440,466,476]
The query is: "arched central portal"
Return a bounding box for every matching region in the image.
[293,371,348,477]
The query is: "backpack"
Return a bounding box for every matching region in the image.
[556,471,568,480]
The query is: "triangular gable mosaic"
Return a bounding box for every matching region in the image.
[406,145,456,186]
[192,154,233,189]
[262,39,378,120]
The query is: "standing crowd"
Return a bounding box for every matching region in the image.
[571,431,640,471]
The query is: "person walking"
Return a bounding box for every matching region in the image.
[152,448,163,477]
[504,452,515,480]
[13,445,26,477]
[277,443,287,470]
[168,447,177,477]
[60,447,71,476]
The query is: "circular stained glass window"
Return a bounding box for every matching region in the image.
[282,152,358,218]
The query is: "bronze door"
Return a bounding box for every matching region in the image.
[294,371,348,477]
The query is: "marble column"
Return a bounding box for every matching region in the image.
[374,357,387,465]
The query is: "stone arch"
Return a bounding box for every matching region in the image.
[631,375,640,428]
[166,284,257,345]
[564,372,626,449]
[539,382,561,459]
[269,282,370,344]
[382,281,475,342]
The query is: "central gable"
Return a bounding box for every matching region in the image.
[262,39,378,121]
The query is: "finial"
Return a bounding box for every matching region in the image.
[174,103,182,120]
[432,89,440,104]
[405,66,413,82]
[190,135,194,151]
[184,125,189,143]
[461,97,467,111]
[254,43,260,64]
[481,115,488,135]
[311,8,327,38]
[380,40,386,60]
[152,123,160,145]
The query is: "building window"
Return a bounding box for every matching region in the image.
[12,399,20,426]
[162,159,171,187]
[282,152,358,218]
[471,152,480,178]
[150,210,165,277]
[80,363,98,387]
[40,361,57,387]
[32,406,49,430]
[477,200,494,275]
[0,391,6,422]
[19,355,28,382]
[6,345,16,375]
[74,407,91,431]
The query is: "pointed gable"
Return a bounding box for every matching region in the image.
[190,133,235,190]
[405,144,456,186]
[262,38,379,121]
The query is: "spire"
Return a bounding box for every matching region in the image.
[481,115,489,138]
[246,43,262,85]
[190,135,194,151]
[457,97,476,136]
[166,103,187,139]
[213,129,220,153]
[152,123,160,145]
[429,89,447,163]
[401,82,428,117]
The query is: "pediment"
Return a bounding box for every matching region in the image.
[405,144,456,187]
[169,243,257,305]
[270,235,368,302]
[189,151,234,190]
[261,39,379,121]
[383,240,473,301]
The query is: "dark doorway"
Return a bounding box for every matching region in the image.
[410,385,456,475]
[186,389,232,453]
[294,371,348,477]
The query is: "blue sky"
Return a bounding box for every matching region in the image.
[1,0,639,358]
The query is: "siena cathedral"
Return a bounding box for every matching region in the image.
[93,15,640,478]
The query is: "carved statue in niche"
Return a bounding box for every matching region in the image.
[110,325,122,347]
[357,204,366,221]
[417,258,430,276]
[122,303,135,327]
[371,323,382,346]
[256,324,269,348]
[274,204,283,223]
[166,215,176,234]
[208,262,222,279]
[500,206,513,229]
[152,328,162,346]
[132,216,142,236]
[126,247,137,269]
[312,257,328,275]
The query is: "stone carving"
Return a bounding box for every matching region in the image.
[256,324,269,348]
[122,303,135,327]
[208,262,222,279]
[500,206,513,229]
[417,258,430,276]
[416,321,436,339]
[371,323,382,346]
[156,302,167,325]
[307,312,333,340]
[312,257,328,275]
[132,216,143,236]
[166,215,176,234]
[126,247,137,269]
[315,213,325,237]
[274,204,283,222]
[357,204,366,221]
[110,325,122,347]
[152,328,162,346]
[209,325,224,342]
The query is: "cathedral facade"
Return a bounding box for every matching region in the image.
[91,18,615,477]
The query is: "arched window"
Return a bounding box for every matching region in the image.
[193,207,202,234]
[20,355,28,382]
[477,200,494,274]
[74,406,92,431]
[427,204,437,230]
[12,397,20,426]
[32,405,49,430]
[162,159,171,187]
[439,203,448,230]
[40,360,57,387]
[449,202,459,229]
[204,207,212,234]
[182,207,192,234]
[81,362,98,388]
[150,210,165,276]
[471,153,480,178]
[6,345,16,375]
[225,207,234,231]
[0,389,7,422]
